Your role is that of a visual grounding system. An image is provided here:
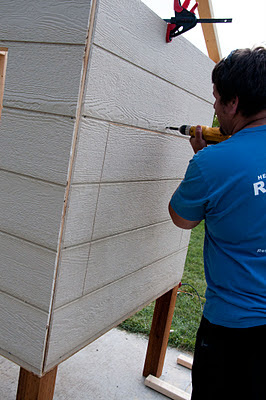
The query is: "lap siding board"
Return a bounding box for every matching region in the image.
[0,0,214,378]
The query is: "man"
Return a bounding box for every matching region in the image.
[169,47,266,400]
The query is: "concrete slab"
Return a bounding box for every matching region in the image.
[0,328,192,399]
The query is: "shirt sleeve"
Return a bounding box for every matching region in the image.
[170,156,210,221]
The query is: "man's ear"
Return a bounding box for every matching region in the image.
[228,96,239,116]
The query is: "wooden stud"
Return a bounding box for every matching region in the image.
[16,366,58,400]
[143,285,179,378]
[177,354,193,370]
[198,0,222,63]
[145,375,190,400]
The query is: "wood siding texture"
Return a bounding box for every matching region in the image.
[0,0,214,376]
[0,0,90,375]
[44,0,214,372]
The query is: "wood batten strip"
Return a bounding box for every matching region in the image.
[42,0,99,374]
[0,47,8,119]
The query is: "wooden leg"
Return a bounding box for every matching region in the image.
[143,285,179,378]
[16,366,58,400]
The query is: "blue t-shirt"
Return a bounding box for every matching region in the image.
[170,125,266,328]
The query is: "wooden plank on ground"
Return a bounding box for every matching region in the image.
[177,354,193,370]
[145,375,190,400]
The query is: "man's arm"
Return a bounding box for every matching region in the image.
[169,126,206,230]
[168,203,201,230]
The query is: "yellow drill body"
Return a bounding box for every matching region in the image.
[167,125,231,144]
[187,125,231,143]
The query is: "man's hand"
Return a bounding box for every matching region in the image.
[190,125,207,154]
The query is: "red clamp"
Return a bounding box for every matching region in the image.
[165,0,232,43]
[175,0,198,14]
[166,0,199,43]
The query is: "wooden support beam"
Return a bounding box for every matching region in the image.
[177,354,193,370]
[16,366,58,400]
[145,375,190,400]
[198,0,222,63]
[143,285,179,378]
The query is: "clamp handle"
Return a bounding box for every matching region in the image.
[166,0,199,42]
[165,0,231,42]
[174,0,183,13]
[174,0,198,14]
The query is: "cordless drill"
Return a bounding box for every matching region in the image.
[166,125,231,144]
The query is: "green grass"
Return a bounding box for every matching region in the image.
[119,222,206,353]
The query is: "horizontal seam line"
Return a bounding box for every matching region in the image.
[71,178,183,186]
[62,218,175,250]
[93,43,213,105]
[3,105,77,119]
[0,289,50,314]
[0,229,58,253]
[0,167,67,187]
[0,39,85,46]
[54,247,187,311]
[81,115,189,138]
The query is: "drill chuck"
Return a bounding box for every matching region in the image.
[179,125,191,136]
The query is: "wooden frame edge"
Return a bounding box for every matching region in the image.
[198,0,222,63]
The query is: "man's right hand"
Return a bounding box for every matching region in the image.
[190,125,207,154]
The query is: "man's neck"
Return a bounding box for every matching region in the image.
[232,111,266,134]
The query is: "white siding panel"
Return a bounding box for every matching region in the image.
[101,124,193,182]
[84,221,183,296]
[0,292,48,375]
[1,42,84,116]
[0,233,56,311]
[92,180,179,240]
[0,171,64,250]
[180,229,192,250]
[94,0,214,102]
[54,244,90,308]
[0,0,90,44]
[72,118,109,184]
[44,250,187,371]
[0,108,74,185]
[62,184,99,248]
[0,0,213,375]
[83,45,214,131]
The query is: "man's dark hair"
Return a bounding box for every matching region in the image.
[212,46,266,117]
